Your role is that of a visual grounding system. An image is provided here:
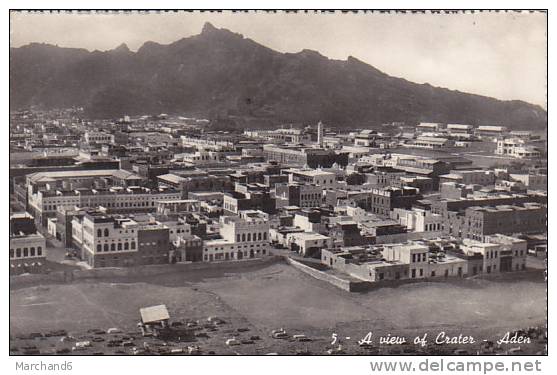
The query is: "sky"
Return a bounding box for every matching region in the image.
[10,10,547,108]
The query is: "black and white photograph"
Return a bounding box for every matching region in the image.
[6,5,551,374]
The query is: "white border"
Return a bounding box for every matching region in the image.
[2,2,553,375]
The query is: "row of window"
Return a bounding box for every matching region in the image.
[203,249,266,261]
[411,253,427,263]
[205,243,265,252]
[96,242,135,252]
[236,232,267,242]
[10,246,43,258]
[425,223,442,231]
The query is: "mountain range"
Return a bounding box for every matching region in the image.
[10,22,547,130]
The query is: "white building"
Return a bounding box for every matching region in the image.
[285,231,333,257]
[10,232,46,273]
[509,173,547,191]
[446,124,474,134]
[287,168,338,189]
[496,138,541,159]
[391,208,444,233]
[382,243,429,279]
[202,211,270,262]
[460,240,501,274]
[84,131,114,145]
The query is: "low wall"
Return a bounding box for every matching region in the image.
[10,256,282,289]
[285,257,372,292]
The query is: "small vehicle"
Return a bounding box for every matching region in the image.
[107,328,122,334]
[75,341,91,348]
[273,331,288,339]
[56,348,71,354]
[226,338,240,346]
[88,328,106,335]
[91,337,105,342]
[46,329,67,337]
[507,347,523,354]
[240,339,254,345]
[237,327,250,332]
[249,335,261,341]
[188,346,201,354]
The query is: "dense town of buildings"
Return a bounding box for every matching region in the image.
[10,110,547,287]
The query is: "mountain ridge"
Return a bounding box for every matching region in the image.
[10,22,547,130]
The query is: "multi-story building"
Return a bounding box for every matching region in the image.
[72,211,171,268]
[391,207,444,233]
[10,213,47,275]
[445,203,546,241]
[439,169,496,186]
[496,138,541,159]
[285,231,333,257]
[28,184,181,227]
[157,172,233,198]
[383,243,430,279]
[446,124,474,135]
[366,187,422,217]
[262,144,348,168]
[412,136,454,149]
[485,234,527,272]
[84,131,114,145]
[509,173,547,191]
[223,183,276,214]
[202,210,270,262]
[275,183,322,208]
[286,168,338,189]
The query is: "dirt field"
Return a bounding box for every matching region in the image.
[10,262,547,355]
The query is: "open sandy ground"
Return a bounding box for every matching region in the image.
[10,262,546,354]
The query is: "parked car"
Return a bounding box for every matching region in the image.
[226,338,240,346]
[75,341,91,348]
[107,328,122,334]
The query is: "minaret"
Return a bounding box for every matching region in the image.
[317,121,324,148]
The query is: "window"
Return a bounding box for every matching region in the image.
[37,247,42,256]
[16,248,21,257]
[97,244,102,252]
[263,232,267,240]
[104,244,109,251]
[117,243,122,251]
[104,228,109,237]
[131,242,136,250]
[419,269,423,277]
[237,234,240,242]
[124,242,129,250]
[111,243,115,251]
[10,249,14,258]
[30,247,35,256]
[242,233,246,242]
[97,229,102,237]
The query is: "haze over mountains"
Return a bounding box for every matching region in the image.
[10,22,547,130]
